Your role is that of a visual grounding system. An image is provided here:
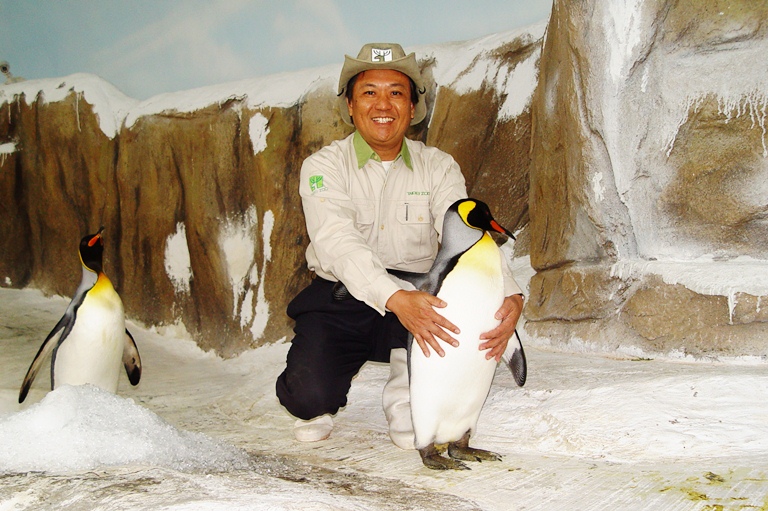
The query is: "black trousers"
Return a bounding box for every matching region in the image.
[275,277,409,420]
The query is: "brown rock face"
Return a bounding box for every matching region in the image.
[0,30,539,357]
[6,5,767,359]
[115,103,313,356]
[527,0,768,357]
[0,91,120,295]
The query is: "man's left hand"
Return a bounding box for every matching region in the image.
[479,294,524,362]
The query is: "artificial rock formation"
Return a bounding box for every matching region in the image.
[0,29,539,356]
[3,1,767,360]
[527,0,768,357]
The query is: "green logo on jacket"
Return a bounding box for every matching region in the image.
[309,175,325,192]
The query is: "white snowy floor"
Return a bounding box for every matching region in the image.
[2,286,768,511]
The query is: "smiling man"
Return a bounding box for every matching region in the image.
[275,43,523,447]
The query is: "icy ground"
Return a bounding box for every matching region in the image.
[1,287,768,511]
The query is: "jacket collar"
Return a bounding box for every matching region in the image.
[353,131,413,170]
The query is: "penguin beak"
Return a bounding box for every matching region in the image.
[88,226,105,247]
[490,220,516,240]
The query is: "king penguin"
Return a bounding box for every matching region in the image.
[18,227,142,403]
[408,198,526,470]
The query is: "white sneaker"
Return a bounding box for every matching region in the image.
[383,348,415,450]
[293,414,334,442]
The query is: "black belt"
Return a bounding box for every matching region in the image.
[330,269,426,301]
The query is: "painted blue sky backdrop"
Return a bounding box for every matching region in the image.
[0,0,552,100]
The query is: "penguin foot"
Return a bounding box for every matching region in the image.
[446,432,502,463]
[447,443,502,463]
[418,445,470,470]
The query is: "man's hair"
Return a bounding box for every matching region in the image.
[345,73,420,106]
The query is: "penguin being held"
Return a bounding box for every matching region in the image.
[407,198,526,470]
[328,198,526,469]
[18,227,142,403]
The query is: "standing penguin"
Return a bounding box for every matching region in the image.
[408,198,526,470]
[18,227,142,403]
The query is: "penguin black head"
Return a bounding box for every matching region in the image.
[455,199,515,240]
[79,227,105,274]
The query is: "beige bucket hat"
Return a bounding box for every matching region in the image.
[337,42,427,126]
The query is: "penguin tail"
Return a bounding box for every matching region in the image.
[122,329,142,386]
[506,330,527,387]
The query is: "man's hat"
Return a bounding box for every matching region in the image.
[337,42,427,126]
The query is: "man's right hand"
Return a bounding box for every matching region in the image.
[386,289,460,357]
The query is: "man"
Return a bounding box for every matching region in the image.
[275,43,524,447]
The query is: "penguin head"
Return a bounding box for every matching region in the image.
[454,199,515,240]
[79,227,105,274]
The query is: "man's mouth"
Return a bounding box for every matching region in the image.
[373,117,395,124]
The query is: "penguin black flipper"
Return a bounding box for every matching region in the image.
[122,329,142,386]
[419,253,461,296]
[18,314,73,403]
[507,330,527,387]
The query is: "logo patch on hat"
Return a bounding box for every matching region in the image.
[372,48,392,62]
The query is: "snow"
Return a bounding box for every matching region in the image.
[164,222,193,294]
[0,73,138,139]
[611,256,768,299]
[417,23,546,124]
[654,14,768,163]
[250,210,274,340]
[591,171,606,202]
[0,25,545,145]
[419,22,546,91]
[497,50,540,120]
[2,285,768,510]
[0,141,16,167]
[665,91,768,158]
[249,112,270,155]
[0,384,249,474]
[605,0,645,82]
[220,206,259,322]
[123,67,339,130]
[216,206,273,338]
[2,16,768,508]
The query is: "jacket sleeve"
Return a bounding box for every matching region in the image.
[422,149,468,242]
[300,151,401,314]
[502,257,524,297]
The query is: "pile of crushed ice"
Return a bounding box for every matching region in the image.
[0,384,249,474]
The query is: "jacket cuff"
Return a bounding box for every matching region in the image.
[370,275,405,315]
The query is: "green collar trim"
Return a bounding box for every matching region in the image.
[353,131,413,170]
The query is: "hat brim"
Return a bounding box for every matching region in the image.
[337,53,427,126]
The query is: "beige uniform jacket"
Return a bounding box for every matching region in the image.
[300,132,522,315]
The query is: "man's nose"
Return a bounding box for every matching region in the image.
[375,94,392,109]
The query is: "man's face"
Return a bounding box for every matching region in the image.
[346,69,415,160]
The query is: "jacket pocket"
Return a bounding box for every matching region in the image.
[353,200,376,240]
[395,202,436,264]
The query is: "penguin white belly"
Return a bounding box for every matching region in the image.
[54,276,126,393]
[410,240,504,449]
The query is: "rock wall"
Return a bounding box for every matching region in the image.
[4,2,767,360]
[527,0,768,358]
[0,30,540,356]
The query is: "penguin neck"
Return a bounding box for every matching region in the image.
[426,215,484,294]
[76,266,100,294]
[439,214,484,263]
